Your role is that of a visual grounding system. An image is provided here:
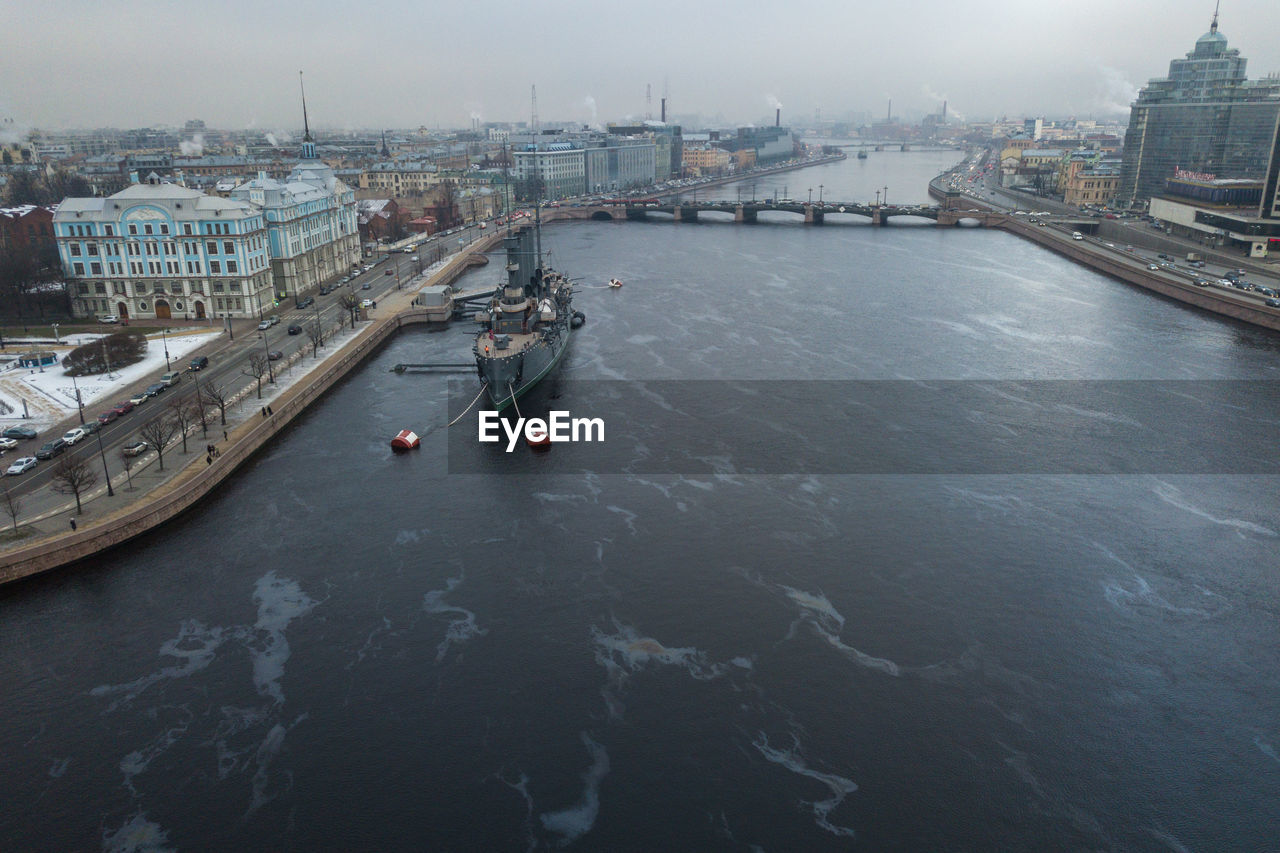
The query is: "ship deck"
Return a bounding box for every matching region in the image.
[476,330,539,358]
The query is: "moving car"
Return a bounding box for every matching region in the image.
[0,437,18,451]
[35,438,67,460]
[1147,264,1160,271]
[287,324,303,335]
[145,383,167,397]
[1072,232,1083,241]
[189,356,209,370]
[1266,298,1280,308]
[297,297,315,309]
[62,427,87,445]
[361,282,371,290]
[5,457,37,476]
[267,350,284,361]
[384,269,394,275]
[2,426,37,441]
[98,315,119,324]
[121,441,148,457]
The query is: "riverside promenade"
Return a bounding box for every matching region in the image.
[0,230,505,586]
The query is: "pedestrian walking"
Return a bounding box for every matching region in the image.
[206,455,212,466]
[69,518,76,531]
[223,430,228,441]
[261,407,267,418]
[267,406,274,416]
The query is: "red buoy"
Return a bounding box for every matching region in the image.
[391,429,421,451]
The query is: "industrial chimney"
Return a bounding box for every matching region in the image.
[661,98,666,123]
[775,108,780,128]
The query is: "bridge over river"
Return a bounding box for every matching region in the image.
[547,200,1006,227]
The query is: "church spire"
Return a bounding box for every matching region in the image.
[380,130,389,158]
[299,70,316,160]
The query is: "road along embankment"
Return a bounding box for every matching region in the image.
[0,233,505,586]
[929,183,1280,333]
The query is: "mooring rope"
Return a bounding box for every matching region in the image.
[448,382,489,427]
[508,382,522,420]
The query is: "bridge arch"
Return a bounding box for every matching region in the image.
[590,211,615,221]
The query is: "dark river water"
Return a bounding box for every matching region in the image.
[3,152,1280,852]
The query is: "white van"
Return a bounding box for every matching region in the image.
[1071,232,1083,241]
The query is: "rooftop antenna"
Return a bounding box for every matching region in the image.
[646,83,652,121]
[531,84,539,139]
[1210,0,1219,33]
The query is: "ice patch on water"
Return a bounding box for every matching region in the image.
[605,505,640,536]
[120,712,192,795]
[1152,481,1276,537]
[592,621,728,681]
[1095,542,1220,618]
[540,733,610,846]
[753,731,858,838]
[1254,733,1280,765]
[943,486,1034,516]
[731,657,753,670]
[102,812,174,853]
[246,720,292,818]
[780,585,901,676]
[90,620,228,711]
[251,571,318,704]
[533,492,589,504]
[423,575,488,662]
[48,757,70,778]
[1145,825,1193,853]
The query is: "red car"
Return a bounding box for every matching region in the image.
[97,410,118,425]
[111,400,135,416]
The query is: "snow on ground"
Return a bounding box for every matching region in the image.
[0,330,223,430]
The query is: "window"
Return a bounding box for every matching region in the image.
[145,242,157,255]
[70,244,81,257]
[160,224,168,235]
[128,243,140,256]
[144,224,153,235]
[95,283,106,294]
[206,241,217,254]
[210,261,221,274]
[223,241,233,255]
[73,262,84,275]
[87,243,98,255]
[104,225,114,236]
[226,260,238,273]
[164,242,175,255]
[137,283,148,294]
[183,223,193,235]
[91,262,102,275]
[77,283,90,295]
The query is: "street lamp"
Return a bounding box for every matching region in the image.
[883,186,889,205]
[161,325,171,372]
[808,188,813,204]
[94,428,114,497]
[70,374,85,425]
[819,184,824,205]
[51,323,60,344]
[262,329,275,384]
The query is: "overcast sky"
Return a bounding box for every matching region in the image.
[3,0,1279,135]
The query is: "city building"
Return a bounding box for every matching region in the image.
[56,174,273,321]
[1148,167,1280,257]
[682,145,732,177]
[513,144,587,199]
[0,204,55,251]
[1118,12,1280,207]
[1260,111,1280,219]
[1062,166,1120,206]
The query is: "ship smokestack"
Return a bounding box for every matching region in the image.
[775,108,780,127]
[887,99,892,122]
[942,100,947,121]
[661,98,666,123]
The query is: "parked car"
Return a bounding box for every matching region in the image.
[111,400,135,416]
[83,421,101,434]
[319,286,333,295]
[96,410,118,425]
[361,298,374,308]
[2,426,37,440]
[267,350,284,361]
[287,324,303,335]
[189,355,209,370]
[384,269,394,275]
[0,437,18,451]
[160,372,182,386]
[145,383,167,397]
[257,319,273,331]
[35,438,67,460]
[297,296,315,309]
[98,315,119,324]
[5,457,37,476]
[129,391,149,406]
[62,427,87,445]
[121,441,148,457]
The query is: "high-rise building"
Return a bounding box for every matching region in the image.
[1118,11,1280,208]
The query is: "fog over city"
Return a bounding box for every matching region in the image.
[3,0,1280,132]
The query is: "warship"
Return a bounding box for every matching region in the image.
[473,214,583,411]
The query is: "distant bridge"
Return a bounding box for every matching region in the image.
[546,201,1006,228]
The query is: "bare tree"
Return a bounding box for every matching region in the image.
[118,446,136,491]
[0,486,22,531]
[50,455,98,516]
[306,321,325,357]
[167,395,198,454]
[139,413,179,470]
[337,293,360,329]
[242,353,268,399]
[201,382,231,426]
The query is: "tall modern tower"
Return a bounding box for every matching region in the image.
[1118,10,1280,207]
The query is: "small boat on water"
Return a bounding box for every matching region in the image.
[391,429,420,451]
[608,278,623,288]
[857,150,868,160]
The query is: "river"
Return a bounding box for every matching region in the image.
[2,150,1279,851]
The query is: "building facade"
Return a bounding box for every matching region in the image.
[56,176,273,321]
[1119,14,1280,207]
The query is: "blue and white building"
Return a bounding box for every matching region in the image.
[56,174,272,321]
